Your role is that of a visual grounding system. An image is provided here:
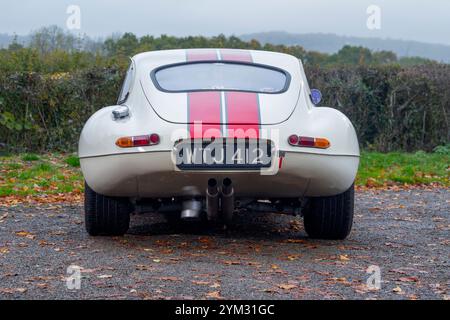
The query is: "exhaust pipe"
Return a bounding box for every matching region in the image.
[206,178,219,221]
[221,178,234,224]
[181,186,202,221]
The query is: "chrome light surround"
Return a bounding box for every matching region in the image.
[112,106,130,120]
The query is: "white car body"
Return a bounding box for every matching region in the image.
[79,49,359,200]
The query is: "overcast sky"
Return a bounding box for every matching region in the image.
[1,0,449,45]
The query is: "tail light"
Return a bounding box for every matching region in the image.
[288,135,330,149]
[288,135,299,145]
[116,134,160,148]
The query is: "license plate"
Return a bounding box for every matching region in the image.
[174,139,273,170]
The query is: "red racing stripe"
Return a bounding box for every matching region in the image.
[186,49,222,139]
[220,50,260,138]
[188,92,222,139]
[225,92,260,139]
[186,49,217,61]
[220,49,253,62]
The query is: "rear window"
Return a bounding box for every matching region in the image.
[152,62,289,94]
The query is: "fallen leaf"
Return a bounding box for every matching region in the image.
[339,255,350,261]
[262,288,279,293]
[329,277,349,284]
[158,276,181,282]
[0,287,27,294]
[353,284,371,294]
[136,265,153,271]
[398,276,419,283]
[278,284,298,290]
[393,286,403,293]
[390,268,408,275]
[366,178,378,188]
[0,247,9,254]
[15,231,35,240]
[206,291,223,299]
[198,237,213,244]
[0,213,8,222]
[284,239,307,244]
[297,274,311,282]
[223,260,241,265]
[192,280,210,285]
[49,230,66,236]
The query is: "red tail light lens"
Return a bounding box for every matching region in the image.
[299,136,315,147]
[116,134,160,148]
[288,135,330,149]
[149,133,160,144]
[132,135,152,146]
[288,135,299,146]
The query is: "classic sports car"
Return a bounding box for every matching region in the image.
[79,49,360,239]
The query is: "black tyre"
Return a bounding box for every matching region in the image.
[164,212,182,228]
[84,182,132,236]
[303,183,354,240]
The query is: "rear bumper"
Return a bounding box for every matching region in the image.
[80,150,359,198]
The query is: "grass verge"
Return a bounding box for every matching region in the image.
[357,150,449,187]
[0,153,83,197]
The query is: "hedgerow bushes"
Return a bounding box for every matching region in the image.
[0,68,122,151]
[0,64,449,152]
[306,63,450,152]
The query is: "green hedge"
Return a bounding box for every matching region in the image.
[0,68,122,152]
[1,64,449,152]
[307,64,450,151]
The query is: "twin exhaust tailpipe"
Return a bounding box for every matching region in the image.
[220,178,235,224]
[206,178,234,224]
[181,178,234,223]
[206,179,220,221]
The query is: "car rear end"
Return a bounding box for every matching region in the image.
[79,48,359,239]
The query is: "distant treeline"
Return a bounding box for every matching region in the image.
[0,26,448,152]
[0,26,436,74]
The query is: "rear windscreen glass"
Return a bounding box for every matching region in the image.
[153,62,289,93]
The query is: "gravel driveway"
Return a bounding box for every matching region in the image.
[0,188,448,300]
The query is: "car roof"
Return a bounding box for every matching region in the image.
[131,49,301,71]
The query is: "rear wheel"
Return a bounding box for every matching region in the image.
[84,182,132,236]
[303,183,354,240]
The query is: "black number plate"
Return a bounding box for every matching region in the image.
[174,139,273,170]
